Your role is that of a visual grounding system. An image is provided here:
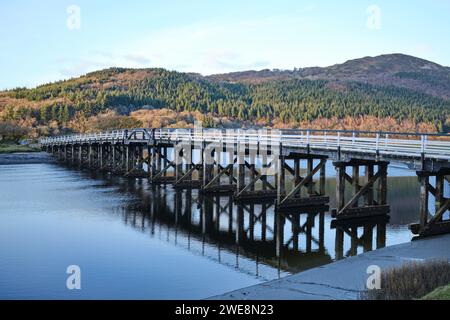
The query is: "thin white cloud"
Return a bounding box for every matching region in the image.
[106,12,320,74]
[48,6,324,80]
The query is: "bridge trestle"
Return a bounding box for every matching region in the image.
[332,160,390,220]
[410,169,450,238]
[276,154,329,211]
[149,143,176,183]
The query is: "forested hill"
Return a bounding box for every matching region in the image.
[1,53,450,140]
[208,54,450,100]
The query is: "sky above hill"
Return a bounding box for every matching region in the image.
[1,0,450,89]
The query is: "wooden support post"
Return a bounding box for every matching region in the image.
[306,214,313,252]
[319,162,326,196]
[336,165,345,211]
[352,166,360,207]
[188,146,193,181]
[379,163,388,205]
[349,227,357,255]
[88,144,92,168]
[365,165,374,205]
[138,145,144,171]
[215,147,221,188]
[307,158,314,195]
[203,143,214,187]
[99,144,103,169]
[64,145,68,161]
[319,211,325,251]
[78,145,82,166]
[215,196,221,232]
[294,158,300,186]
[198,148,204,183]
[292,215,299,252]
[237,145,245,194]
[146,144,152,178]
[436,175,444,219]
[175,148,183,182]
[125,145,130,174]
[156,146,161,173]
[276,151,285,205]
[249,157,255,192]
[419,174,429,229]
[112,145,116,170]
[163,147,168,176]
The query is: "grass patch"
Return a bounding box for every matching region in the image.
[0,143,41,154]
[421,284,450,300]
[362,259,450,300]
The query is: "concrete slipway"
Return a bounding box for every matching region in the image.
[210,234,450,300]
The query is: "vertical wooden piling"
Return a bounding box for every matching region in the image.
[379,163,388,205]
[307,158,314,195]
[419,174,429,229]
[319,162,326,195]
[352,166,359,207]
[336,165,345,211]
[435,175,444,219]
[365,165,374,205]
[276,149,285,204]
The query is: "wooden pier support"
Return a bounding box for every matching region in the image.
[202,142,236,194]
[276,155,329,211]
[332,160,389,220]
[234,145,278,201]
[174,143,203,189]
[149,144,176,183]
[410,169,450,238]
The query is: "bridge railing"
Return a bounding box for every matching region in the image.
[40,128,450,161]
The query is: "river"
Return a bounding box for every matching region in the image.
[0,152,429,299]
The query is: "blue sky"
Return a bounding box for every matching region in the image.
[1,0,450,89]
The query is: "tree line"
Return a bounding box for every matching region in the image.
[3,68,450,133]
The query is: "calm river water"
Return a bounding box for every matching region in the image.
[0,152,431,299]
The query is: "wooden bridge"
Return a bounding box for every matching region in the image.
[40,128,450,238]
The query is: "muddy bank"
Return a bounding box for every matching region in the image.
[0,152,55,165]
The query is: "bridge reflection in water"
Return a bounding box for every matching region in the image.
[97,174,389,280]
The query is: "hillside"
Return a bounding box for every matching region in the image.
[208,54,450,100]
[1,54,450,140]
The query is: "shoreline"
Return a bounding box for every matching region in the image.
[0,144,41,154]
[209,233,450,300]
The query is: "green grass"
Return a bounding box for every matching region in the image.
[421,284,450,300]
[0,143,41,154]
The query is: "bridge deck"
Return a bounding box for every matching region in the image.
[40,128,450,170]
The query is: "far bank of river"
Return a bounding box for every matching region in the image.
[0,143,41,154]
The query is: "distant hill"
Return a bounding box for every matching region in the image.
[208,54,450,100]
[0,54,449,138]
